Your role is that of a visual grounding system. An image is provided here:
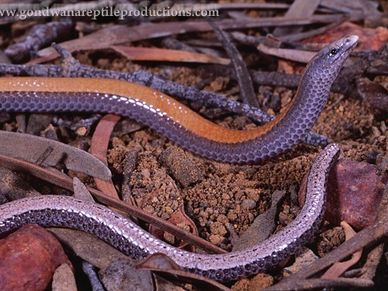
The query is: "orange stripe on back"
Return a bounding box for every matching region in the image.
[0,77,288,143]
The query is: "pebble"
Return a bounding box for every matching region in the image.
[160,145,205,187]
[209,222,227,236]
[0,225,70,291]
[241,199,256,210]
[99,258,153,291]
[209,234,223,245]
[52,264,77,291]
[326,159,385,230]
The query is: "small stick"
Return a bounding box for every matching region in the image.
[209,21,259,107]
[5,19,74,63]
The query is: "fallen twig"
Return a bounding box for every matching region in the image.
[209,21,258,107]
[5,19,74,63]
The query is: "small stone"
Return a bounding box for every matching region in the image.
[199,210,209,219]
[222,193,230,200]
[248,273,274,290]
[216,214,229,224]
[209,234,223,245]
[227,210,238,221]
[357,78,388,114]
[52,264,77,291]
[246,189,260,201]
[241,199,256,209]
[164,206,173,215]
[209,222,227,236]
[75,127,87,136]
[159,146,205,187]
[163,232,176,245]
[278,204,292,225]
[326,159,385,230]
[0,225,70,291]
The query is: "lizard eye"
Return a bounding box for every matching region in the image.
[329,48,338,56]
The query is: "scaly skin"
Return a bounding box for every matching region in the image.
[0,36,357,163]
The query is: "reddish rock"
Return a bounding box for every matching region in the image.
[0,224,70,291]
[326,159,385,230]
[357,78,388,114]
